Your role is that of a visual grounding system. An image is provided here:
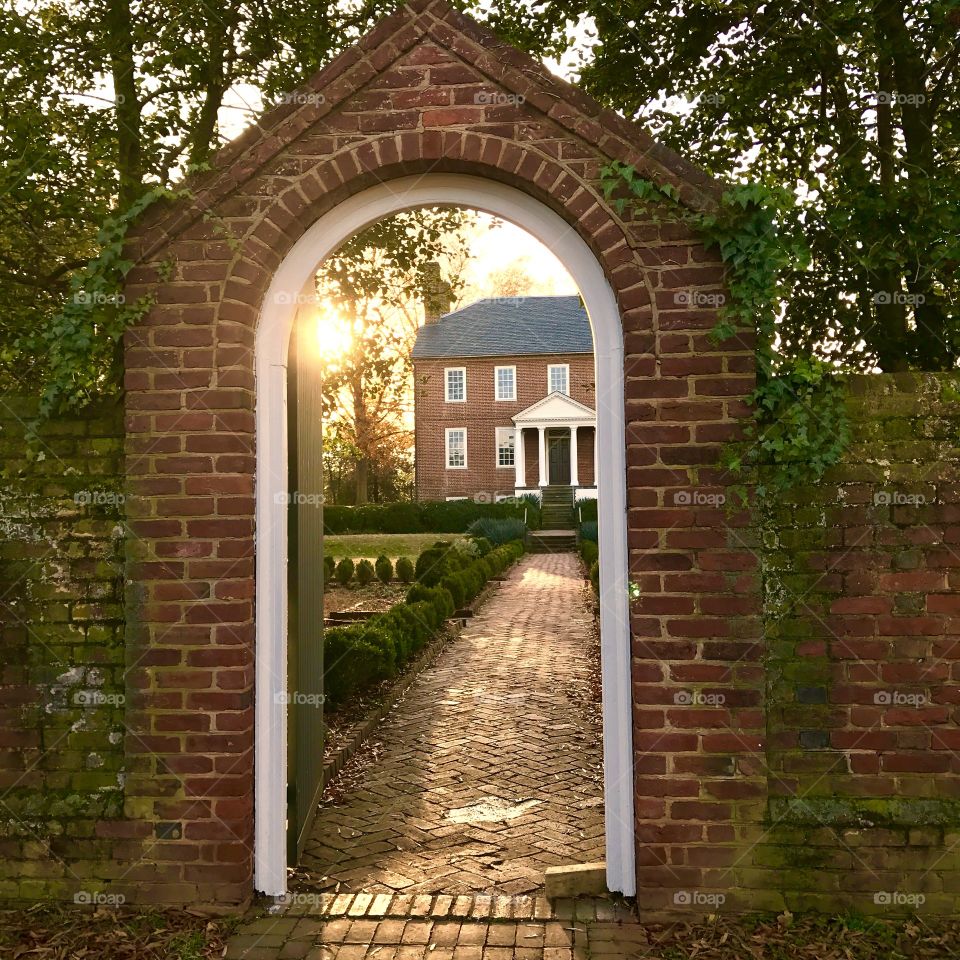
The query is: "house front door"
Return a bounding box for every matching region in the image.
[548,432,571,485]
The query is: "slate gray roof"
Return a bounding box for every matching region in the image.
[411,296,593,359]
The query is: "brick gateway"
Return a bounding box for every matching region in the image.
[90,0,958,914]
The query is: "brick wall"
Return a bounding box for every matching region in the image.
[413,352,595,499]
[751,372,960,914]
[0,398,131,901]
[115,0,748,905]
[3,0,954,916]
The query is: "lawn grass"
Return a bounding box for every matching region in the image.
[323,532,451,560]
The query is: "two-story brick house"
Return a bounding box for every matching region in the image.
[411,295,597,506]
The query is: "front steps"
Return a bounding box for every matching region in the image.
[539,484,574,529]
[528,530,577,553]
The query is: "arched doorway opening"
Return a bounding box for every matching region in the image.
[254,174,635,898]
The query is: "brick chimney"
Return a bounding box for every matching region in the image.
[422,261,454,324]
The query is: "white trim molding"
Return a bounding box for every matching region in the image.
[547,362,570,395]
[445,426,468,469]
[255,174,635,898]
[495,426,516,469]
[444,366,467,402]
[494,364,516,401]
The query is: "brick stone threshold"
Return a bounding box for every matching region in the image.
[272,892,633,924]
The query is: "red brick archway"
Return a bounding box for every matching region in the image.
[122,0,757,909]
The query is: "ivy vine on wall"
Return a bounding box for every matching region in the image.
[600,161,851,501]
[10,186,180,443]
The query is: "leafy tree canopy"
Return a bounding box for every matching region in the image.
[492,0,960,371]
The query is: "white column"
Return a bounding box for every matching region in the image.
[514,427,526,489]
[569,425,579,487]
[593,426,598,486]
[537,426,547,486]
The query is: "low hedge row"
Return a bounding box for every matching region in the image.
[323,538,525,706]
[324,554,416,586]
[323,498,539,534]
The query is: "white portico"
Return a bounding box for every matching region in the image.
[511,391,597,496]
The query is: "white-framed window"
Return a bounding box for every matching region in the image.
[494,365,516,401]
[445,367,466,402]
[496,427,516,467]
[548,363,570,395]
[445,428,467,468]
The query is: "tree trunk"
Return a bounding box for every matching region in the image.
[355,458,369,505]
[351,374,369,505]
[104,0,143,207]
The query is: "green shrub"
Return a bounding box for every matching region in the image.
[580,520,598,543]
[439,574,465,609]
[470,535,493,556]
[589,560,600,594]
[414,541,468,585]
[375,554,393,584]
[323,554,335,586]
[465,517,527,546]
[580,539,599,568]
[334,557,354,586]
[395,556,414,583]
[406,583,455,621]
[577,498,598,524]
[516,493,543,530]
[323,624,395,705]
[356,558,376,586]
[407,599,442,633]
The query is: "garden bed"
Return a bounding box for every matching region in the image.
[323,581,409,615]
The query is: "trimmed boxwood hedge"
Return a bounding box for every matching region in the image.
[323,498,540,534]
[323,539,525,706]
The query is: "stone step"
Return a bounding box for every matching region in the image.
[528,532,577,553]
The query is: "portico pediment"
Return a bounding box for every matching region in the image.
[513,391,596,426]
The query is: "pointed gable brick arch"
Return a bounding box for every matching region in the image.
[122,0,759,912]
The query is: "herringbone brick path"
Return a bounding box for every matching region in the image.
[298,552,604,897]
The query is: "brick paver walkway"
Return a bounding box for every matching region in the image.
[225,553,630,960]
[298,552,604,897]
[225,895,645,960]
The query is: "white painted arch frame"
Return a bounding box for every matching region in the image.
[254,174,636,897]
